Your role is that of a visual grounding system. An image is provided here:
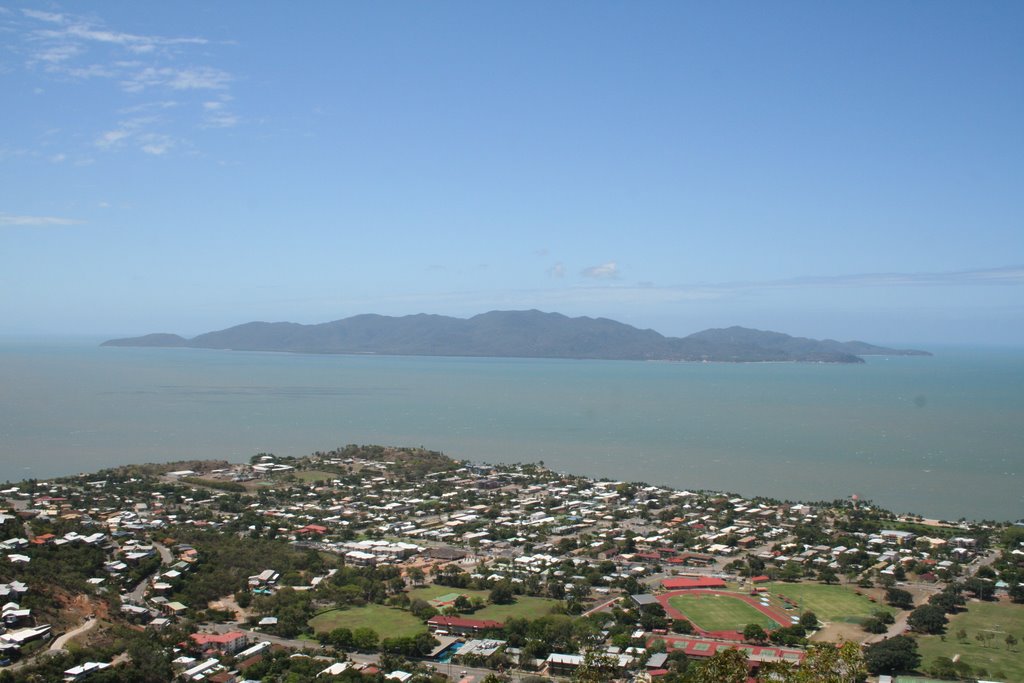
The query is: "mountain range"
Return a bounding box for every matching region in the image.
[102,310,930,363]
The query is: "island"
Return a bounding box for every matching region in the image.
[102,310,931,363]
[1,445,1019,682]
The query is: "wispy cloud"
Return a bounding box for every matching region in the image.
[122,66,230,92]
[581,261,620,279]
[0,213,84,226]
[547,262,566,278]
[24,8,208,54]
[138,134,174,155]
[201,96,239,128]
[95,116,178,155]
[750,266,1024,290]
[15,6,238,156]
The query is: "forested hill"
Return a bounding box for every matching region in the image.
[101,310,930,363]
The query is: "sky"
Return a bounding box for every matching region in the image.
[1,2,1022,345]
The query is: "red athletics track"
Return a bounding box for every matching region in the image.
[657,590,796,641]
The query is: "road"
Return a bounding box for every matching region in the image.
[49,616,97,651]
[202,624,524,681]
[582,596,621,617]
[154,541,174,564]
[127,542,174,603]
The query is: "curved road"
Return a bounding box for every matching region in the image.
[50,616,97,651]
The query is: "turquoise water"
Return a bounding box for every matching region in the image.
[1,339,1021,521]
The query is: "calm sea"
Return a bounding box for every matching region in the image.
[1,339,1021,521]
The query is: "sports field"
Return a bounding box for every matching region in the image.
[915,601,1024,682]
[409,585,490,602]
[408,585,558,620]
[668,593,779,632]
[768,583,891,623]
[309,604,427,638]
[473,595,559,621]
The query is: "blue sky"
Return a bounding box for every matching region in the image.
[2,2,1022,344]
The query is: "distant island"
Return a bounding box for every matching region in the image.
[102,310,930,363]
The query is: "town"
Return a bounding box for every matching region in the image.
[1,445,1021,683]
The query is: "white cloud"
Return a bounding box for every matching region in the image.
[547,262,566,278]
[96,128,132,148]
[63,64,117,79]
[757,266,1024,289]
[201,95,238,127]
[94,116,180,155]
[139,134,174,155]
[581,261,620,279]
[16,7,238,157]
[35,44,81,64]
[26,9,208,52]
[122,66,230,92]
[0,213,83,226]
[49,153,67,163]
[202,112,239,128]
[21,9,64,23]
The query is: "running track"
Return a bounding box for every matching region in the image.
[657,589,796,641]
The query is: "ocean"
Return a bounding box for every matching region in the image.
[1,338,1021,521]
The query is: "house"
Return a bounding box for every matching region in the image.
[630,594,659,608]
[426,615,503,636]
[546,653,584,675]
[62,661,110,681]
[661,577,726,590]
[189,631,248,655]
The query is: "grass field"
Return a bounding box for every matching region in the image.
[474,595,559,621]
[409,585,490,602]
[768,583,891,624]
[408,585,558,621]
[915,601,1024,682]
[286,469,340,482]
[668,593,779,632]
[308,604,426,638]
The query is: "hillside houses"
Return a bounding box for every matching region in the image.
[0,447,1009,680]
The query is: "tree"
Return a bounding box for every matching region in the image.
[885,587,913,609]
[572,648,618,683]
[928,590,960,614]
[861,617,887,634]
[907,604,947,634]
[864,635,921,675]
[692,647,747,683]
[927,656,963,681]
[964,577,995,601]
[1006,633,1018,650]
[743,623,768,643]
[799,611,818,630]
[489,582,515,605]
[873,609,895,625]
[325,627,353,648]
[777,640,866,683]
[352,627,379,650]
[672,618,693,634]
[818,567,839,584]
[780,562,803,582]
[407,566,425,586]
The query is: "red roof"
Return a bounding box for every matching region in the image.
[190,631,245,646]
[660,635,805,663]
[427,615,503,630]
[751,575,770,583]
[661,576,726,590]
